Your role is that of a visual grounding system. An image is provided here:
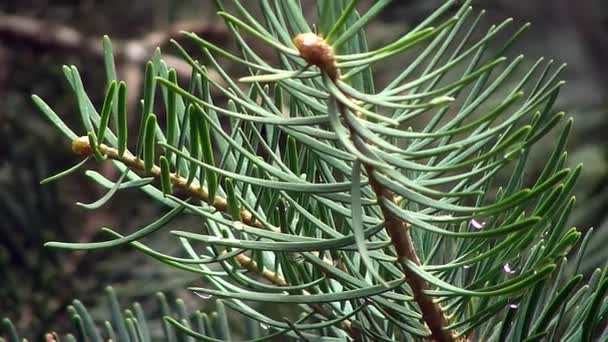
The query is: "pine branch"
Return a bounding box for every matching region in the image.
[0,14,226,67]
[28,2,608,340]
[70,136,359,339]
[0,14,226,113]
[71,136,275,231]
[292,33,455,341]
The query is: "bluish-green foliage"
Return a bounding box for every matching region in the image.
[4,0,607,341]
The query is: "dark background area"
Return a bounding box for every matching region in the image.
[1,0,607,339]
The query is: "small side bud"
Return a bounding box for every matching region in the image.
[72,136,92,155]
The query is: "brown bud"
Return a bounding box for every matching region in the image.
[71,136,92,155]
[293,33,337,79]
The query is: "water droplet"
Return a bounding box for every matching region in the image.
[509,304,519,309]
[470,219,486,230]
[194,292,212,300]
[260,323,269,330]
[463,265,472,269]
[503,263,515,274]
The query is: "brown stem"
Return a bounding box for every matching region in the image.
[365,165,455,342]
[344,109,454,341]
[234,254,288,286]
[329,64,454,342]
[345,116,454,340]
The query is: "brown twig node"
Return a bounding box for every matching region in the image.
[293,33,338,80]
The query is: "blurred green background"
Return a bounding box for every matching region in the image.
[0,0,606,339]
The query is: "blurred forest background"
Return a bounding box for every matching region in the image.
[0,0,607,339]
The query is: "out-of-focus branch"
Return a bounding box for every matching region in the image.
[0,14,226,78]
[567,0,608,91]
[0,14,227,113]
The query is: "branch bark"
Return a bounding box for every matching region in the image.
[340,114,455,341]
[364,165,454,342]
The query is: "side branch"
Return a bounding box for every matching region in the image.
[71,136,359,339]
[71,136,270,232]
